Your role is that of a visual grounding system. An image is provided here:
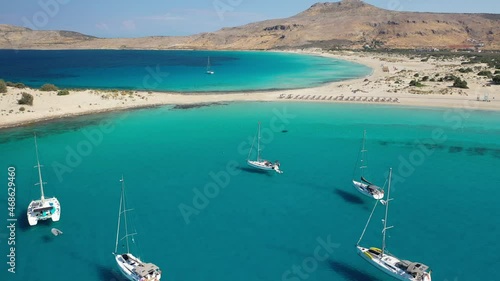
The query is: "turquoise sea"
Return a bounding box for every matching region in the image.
[0,50,371,92]
[1,102,499,281]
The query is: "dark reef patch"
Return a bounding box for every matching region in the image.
[171,102,227,110]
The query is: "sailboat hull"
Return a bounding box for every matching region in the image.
[206,56,214,74]
[353,180,384,200]
[115,253,162,281]
[247,160,282,173]
[27,197,61,226]
[356,246,431,281]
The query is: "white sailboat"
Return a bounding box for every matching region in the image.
[247,122,283,174]
[27,135,61,226]
[113,176,162,281]
[352,130,384,199]
[356,168,432,281]
[206,56,214,75]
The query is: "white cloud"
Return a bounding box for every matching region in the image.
[95,23,109,31]
[122,20,136,31]
[138,13,185,21]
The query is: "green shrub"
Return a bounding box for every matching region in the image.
[478,70,493,78]
[458,67,473,73]
[19,107,25,112]
[444,74,457,81]
[57,89,70,96]
[14,82,26,89]
[6,82,26,89]
[40,83,58,91]
[422,76,429,81]
[414,73,419,77]
[430,78,436,82]
[492,75,500,85]
[494,70,500,75]
[453,78,469,89]
[0,80,6,93]
[18,92,34,105]
[409,80,424,87]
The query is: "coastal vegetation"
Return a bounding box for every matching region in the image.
[0,79,6,93]
[458,67,473,73]
[478,70,493,78]
[18,92,34,105]
[6,81,26,88]
[493,75,500,85]
[409,80,424,87]
[453,78,469,89]
[40,83,58,91]
[57,89,70,96]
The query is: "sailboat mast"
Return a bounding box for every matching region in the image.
[34,134,45,202]
[360,130,367,177]
[257,122,261,161]
[122,178,131,253]
[207,56,210,71]
[114,177,124,254]
[382,168,393,257]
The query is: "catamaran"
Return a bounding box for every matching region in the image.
[247,122,283,174]
[206,56,214,74]
[356,168,432,281]
[27,135,61,226]
[113,176,162,281]
[352,130,384,199]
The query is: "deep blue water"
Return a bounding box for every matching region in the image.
[0,102,499,281]
[0,50,371,92]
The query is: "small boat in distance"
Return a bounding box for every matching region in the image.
[352,130,384,199]
[247,122,283,174]
[113,176,162,281]
[206,56,214,75]
[27,134,61,226]
[356,168,432,281]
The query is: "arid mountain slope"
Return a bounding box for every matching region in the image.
[1,0,499,50]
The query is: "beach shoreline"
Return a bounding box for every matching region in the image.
[1,50,499,129]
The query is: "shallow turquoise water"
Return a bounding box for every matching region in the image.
[0,102,499,281]
[0,50,371,92]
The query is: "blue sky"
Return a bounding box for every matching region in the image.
[1,0,499,38]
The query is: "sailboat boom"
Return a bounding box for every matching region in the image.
[120,232,138,241]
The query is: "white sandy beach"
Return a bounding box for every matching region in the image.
[1,50,499,129]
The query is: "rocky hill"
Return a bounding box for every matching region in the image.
[1,0,499,50]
